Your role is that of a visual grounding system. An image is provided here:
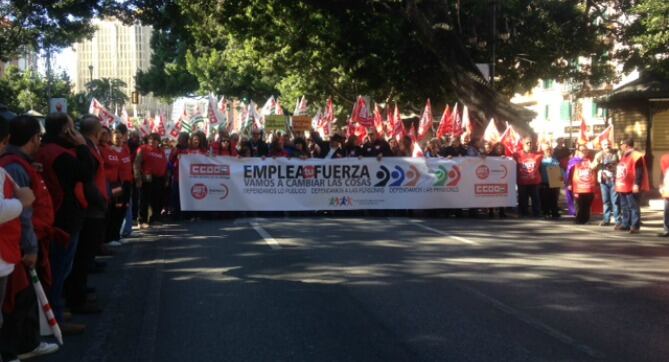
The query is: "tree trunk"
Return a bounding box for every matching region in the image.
[404,0,536,135]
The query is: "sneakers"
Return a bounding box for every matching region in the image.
[108,240,122,247]
[629,228,640,234]
[140,223,150,229]
[119,238,130,245]
[657,231,669,237]
[599,221,611,226]
[17,341,59,359]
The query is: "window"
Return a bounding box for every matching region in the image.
[542,79,553,89]
[544,105,550,120]
[560,101,572,121]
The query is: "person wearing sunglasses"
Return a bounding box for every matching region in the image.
[513,137,543,217]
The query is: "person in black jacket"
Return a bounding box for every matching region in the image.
[37,112,94,334]
[64,115,106,316]
[363,130,393,158]
[244,129,268,157]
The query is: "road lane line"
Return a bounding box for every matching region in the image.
[251,222,281,249]
[457,283,604,359]
[406,220,479,245]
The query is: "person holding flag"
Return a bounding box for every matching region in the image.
[614,136,649,233]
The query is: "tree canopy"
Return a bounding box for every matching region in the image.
[0,0,112,61]
[129,0,660,132]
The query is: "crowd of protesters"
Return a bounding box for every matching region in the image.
[0,108,666,360]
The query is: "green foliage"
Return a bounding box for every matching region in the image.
[124,0,666,128]
[0,66,76,115]
[85,78,129,109]
[618,0,669,76]
[0,0,111,61]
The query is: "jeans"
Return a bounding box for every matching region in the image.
[600,182,620,224]
[619,192,641,229]
[49,228,81,323]
[518,184,541,217]
[121,198,133,237]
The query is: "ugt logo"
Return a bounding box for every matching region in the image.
[374,165,421,187]
[433,165,461,187]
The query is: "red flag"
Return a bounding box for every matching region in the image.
[318,98,335,137]
[156,113,167,137]
[353,123,368,143]
[412,141,424,158]
[89,98,116,128]
[351,96,373,128]
[373,104,385,137]
[391,104,406,141]
[417,98,433,142]
[482,118,501,144]
[593,124,613,147]
[436,105,453,139]
[578,116,589,144]
[169,119,183,139]
[500,125,522,156]
[461,104,473,136]
[452,103,462,138]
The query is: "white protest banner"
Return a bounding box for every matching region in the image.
[179,155,517,211]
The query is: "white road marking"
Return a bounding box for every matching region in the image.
[250,222,281,249]
[406,220,479,245]
[457,283,603,359]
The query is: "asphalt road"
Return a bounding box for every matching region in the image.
[37,214,669,362]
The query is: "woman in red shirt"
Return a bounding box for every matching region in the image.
[99,127,124,244]
[134,133,168,228]
[189,131,208,155]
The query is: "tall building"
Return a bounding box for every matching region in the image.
[73,18,165,112]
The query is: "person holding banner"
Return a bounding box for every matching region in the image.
[615,136,649,233]
[323,134,346,159]
[363,130,392,158]
[244,129,268,157]
[514,137,543,217]
[189,131,208,155]
[134,133,168,228]
[567,143,596,224]
[659,153,669,237]
[593,140,620,226]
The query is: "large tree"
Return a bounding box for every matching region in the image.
[0,0,114,61]
[85,78,129,110]
[128,0,640,132]
[0,66,76,115]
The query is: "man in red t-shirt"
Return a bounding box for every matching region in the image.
[659,153,669,237]
[513,137,543,217]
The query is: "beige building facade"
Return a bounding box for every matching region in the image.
[74,18,165,112]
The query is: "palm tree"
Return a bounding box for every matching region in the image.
[85,78,129,110]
